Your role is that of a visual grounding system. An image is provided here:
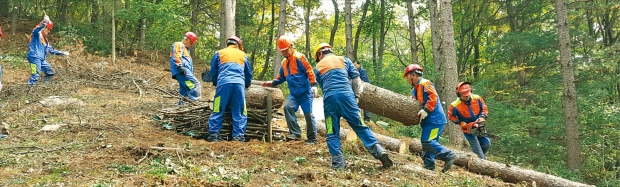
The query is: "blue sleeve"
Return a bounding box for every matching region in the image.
[344,57,359,79]
[314,68,323,89]
[47,44,63,55]
[244,56,253,88]
[32,21,46,35]
[272,67,286,86]
[209,52,220,86]
[359,69,370,83]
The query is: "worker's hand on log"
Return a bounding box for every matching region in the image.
[417,109,428,122]
[262,81,273,87]
[311,86,318,98]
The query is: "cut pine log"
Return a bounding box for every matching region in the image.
[245,86,284,110]
[316,122,358,142]
[408,139,593,187]
[374,133,407,153]
[358,82,422,126]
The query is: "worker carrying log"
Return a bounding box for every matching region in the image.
[27,14,70,85]
[206,36,253,142]
[169,32,200,105]
[314,43,393,169]
[448,82,491,159]
[404,63,457,172]
[262,35,318,145]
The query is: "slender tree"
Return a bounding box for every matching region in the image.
[352,0,370,62]
[329,0,339,46]
[554,0,582,171]
[259,0,276,80]
[220,0,236,48]
[304,0,312,60]
[345,0,353,59]
[112,0,116,65]
[274,0,286,78]
[406,0,419,64]
[439,0,465,147]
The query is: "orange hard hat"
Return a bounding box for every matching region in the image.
[403,64,423,78]
[184,32,197,43]
[277,35,293,51]
[456,82,472,97]
[226,35,243,50]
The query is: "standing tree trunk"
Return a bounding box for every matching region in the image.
[0,0,9,17]
[304,0,312,61]
[92,0,100,23]
[406,0,419,64]
[190,0,199,57]
[112,0,116,65]
[219,0,236,48]
[10,3,17,35]
[56,0,68,26]
[344,0,353,59]
[139,0,146,50]
[328,0,339,46]
[273,0,286,78]
[554,0,582,171]
[87,0,92,22]
[428,0,443,69]
[353,0,370,62]
[377,0,387,81]
[439,0,465,148]
[259,0,276,80]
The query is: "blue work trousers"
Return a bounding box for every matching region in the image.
[463,133,491,159]
[174,73,201,103]
[208,84,247,137]
[283,92,316,138]
[28,57,55,84]
[323,93,379,156]
[420,123,456,170]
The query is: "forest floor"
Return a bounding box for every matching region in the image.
[0,18,524,186]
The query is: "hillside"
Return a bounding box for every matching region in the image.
[0,18,528,187]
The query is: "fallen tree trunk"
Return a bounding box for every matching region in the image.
[358,82,422,126]
[245,86,284,110]
[374,133,407,153]
[408,139,593,187]
[316,122,358,142]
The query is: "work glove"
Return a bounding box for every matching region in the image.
[44,15,50,22]
[311,86,318,98]
[61,51,69,56]
[261,81,273,87]
[417,109,428,122]
[461,122,478,134]
[351,77,364,98]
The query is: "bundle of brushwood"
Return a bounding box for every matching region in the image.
[154,86,287,142]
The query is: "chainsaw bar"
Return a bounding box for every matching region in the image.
[483,132,501,140]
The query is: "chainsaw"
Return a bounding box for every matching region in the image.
[469,123,501,140]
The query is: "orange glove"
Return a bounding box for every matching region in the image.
[460,122,478,134]
[261,81,273,87]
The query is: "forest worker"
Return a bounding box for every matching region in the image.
[27,15,70,85]
[314,43,393,169]
[404,63,457,172]
[353,61,371,123]
[169,32,200,105]
[207,36,253,142]
[261,35,319,145]
[448,82,490,159]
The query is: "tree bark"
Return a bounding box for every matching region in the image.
[554,0,582,171]
[245,86,284,110]
[344,0,353,59]
[219,0,236,49]
[409,140,593,187]
[190,0,198,57]
[304,0,311,60]
[112,0,116,65]
[10,3,17,35]
[406,0,419,64]
[377,0,387,81]
[316,122,358,142]
[92,0,100,23]
[273,0,286,78]
[258,0,276,80]
[329,0,339,46]
[358,82,422,126]
[352,0,370,62]
[439,0,465,148]
[374,133,407,153]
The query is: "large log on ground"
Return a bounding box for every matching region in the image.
[245,85,284,110]
[358,82,422,126]
[374,133,407,153]
[408,139,593,187]
[316,122,358,142]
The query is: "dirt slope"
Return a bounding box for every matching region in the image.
[0,18,523,187]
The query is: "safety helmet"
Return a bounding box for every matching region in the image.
[456,82,472,97]
[314,43,332,62]
[46,20,54,30]
[226,35,243,50]
[403,64,423,78]
[277,35,293,51]
[184,32,197,43]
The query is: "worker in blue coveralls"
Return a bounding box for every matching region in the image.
[169,32,200,105]
[404,63,457,172]
[207,36,253,142]
[353,61,371,123]
[262,35,319,145]
[27,15,69,85]
[314,43,392,169]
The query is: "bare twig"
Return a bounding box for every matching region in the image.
[132,79,143,98]
[137,150,149,164]
[150,146,185,151]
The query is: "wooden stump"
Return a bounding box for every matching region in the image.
[358,82,422,126]
[374,133,407,153]
[408,139,593,187]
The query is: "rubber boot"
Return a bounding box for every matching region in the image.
[331,154,346,170]
[206,133,222,142]
[368,143,393,168]
[303,113,317,145]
